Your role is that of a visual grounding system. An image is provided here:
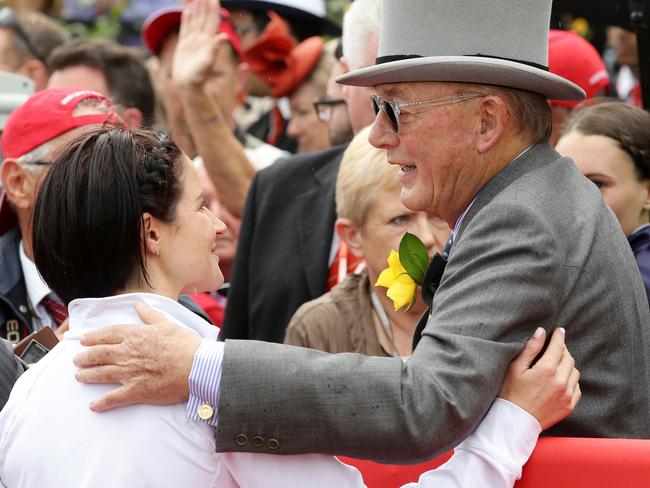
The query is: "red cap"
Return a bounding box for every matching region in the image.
[142,6,242,59]
[548,30,610,108]
[2,88,115,160]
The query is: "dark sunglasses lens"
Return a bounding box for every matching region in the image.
[385,103,398,131]
[370,96,380,116]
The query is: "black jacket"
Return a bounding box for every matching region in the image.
[0,228,34,343]
[221,145,346,342]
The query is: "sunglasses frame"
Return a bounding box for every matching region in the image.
[312,97,347,123]
[370,92,488,133]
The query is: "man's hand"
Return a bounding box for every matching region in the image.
[499,327,581,430]
[172,0,227,88]
[73,302,202,412]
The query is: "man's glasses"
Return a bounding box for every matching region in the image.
[370,93,487,133]
[313,97,346,123]
[0,7,44,62]
[21,160,50,166]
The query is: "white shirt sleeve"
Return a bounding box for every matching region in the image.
[402,399,541,488]
[220,452,367,488]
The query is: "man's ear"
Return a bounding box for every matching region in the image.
[23,58,49,91]
[142,212,161,257]
[0,159,38,211]
[335,217,364,258]
[120,107,144,129]
[475,95,509,154]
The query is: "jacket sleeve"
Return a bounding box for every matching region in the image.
[215,200,562,463]
[0,338,26,410]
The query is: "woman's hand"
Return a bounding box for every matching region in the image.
[499,327,581,430]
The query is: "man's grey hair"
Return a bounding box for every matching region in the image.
[342,0,382,71]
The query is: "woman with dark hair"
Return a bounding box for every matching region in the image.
[556,102,650,302]
[0,127,579,487]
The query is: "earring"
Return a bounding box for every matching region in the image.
[155,249,160,256]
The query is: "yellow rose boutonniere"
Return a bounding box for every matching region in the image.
[375,233,429,312]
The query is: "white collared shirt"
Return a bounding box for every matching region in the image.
[0,293,365,488]
[18,240,54,329]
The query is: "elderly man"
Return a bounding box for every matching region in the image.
[75,0,650,463]
[0,88,115,343]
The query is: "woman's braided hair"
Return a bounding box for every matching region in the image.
[33,126,183,304]
[563,101,650,180]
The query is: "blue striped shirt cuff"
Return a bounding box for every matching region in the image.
[186,338,224,427]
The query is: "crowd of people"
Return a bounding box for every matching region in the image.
[0,0,648,486]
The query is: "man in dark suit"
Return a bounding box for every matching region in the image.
[220,1,377,341]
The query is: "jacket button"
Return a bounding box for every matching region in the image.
[19,305,28,314]
[235,434,248,446]
[253,436,264,447]
[267,438,280,450]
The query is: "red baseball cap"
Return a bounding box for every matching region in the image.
[548,30,610,108]
[2,87,116,159]
[142,6,242,59]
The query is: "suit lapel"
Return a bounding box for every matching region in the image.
[296,153,341,298]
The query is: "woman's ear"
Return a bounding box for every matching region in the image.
[642,180,650,211]
[142,212,161,256]
[335,217,364,258]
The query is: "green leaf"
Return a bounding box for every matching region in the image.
[398,232,429,284]
[404,294,417,313]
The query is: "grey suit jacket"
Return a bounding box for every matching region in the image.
[216,143,650,462]
[0,338,25,410]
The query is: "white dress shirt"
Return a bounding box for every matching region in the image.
[0,293,540,488]
[0,293,365,488]
[18,240,55,330]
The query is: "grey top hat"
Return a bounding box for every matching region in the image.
[338,0,585,100]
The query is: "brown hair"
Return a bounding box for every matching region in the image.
[563,101,650,180]
[7,9,68,66]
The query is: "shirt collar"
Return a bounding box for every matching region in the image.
[18,240,52,308]
[66,292,220,341]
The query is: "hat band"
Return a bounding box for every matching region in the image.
[375,53,549,72]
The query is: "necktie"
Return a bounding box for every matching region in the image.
[40,295,68,328]
[412,235,454,350]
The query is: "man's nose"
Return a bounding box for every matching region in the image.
[368,109,399,149]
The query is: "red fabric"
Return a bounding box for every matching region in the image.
[326,242,364,291]
[1,88,115,159]
[629,82,643,109]
[141,6,242,58]
[188,292,225,326]
[338,453,452,487]
[341,437,650,488]
[40,296,69,328]
[548,30,610,108]
[243,12,323,97]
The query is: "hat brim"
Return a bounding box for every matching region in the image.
[337,56,586,101]
[221,1,341,36]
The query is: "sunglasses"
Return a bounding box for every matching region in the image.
[312,97,346,123]
[0,7,44,62]
[370,92,487,133]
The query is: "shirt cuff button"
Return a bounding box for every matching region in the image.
[197,403,214,420]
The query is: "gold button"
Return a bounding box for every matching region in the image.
[197,403,214,420]
[253,436,264,447]
[267,438,280,450]
[235,433,248,446]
